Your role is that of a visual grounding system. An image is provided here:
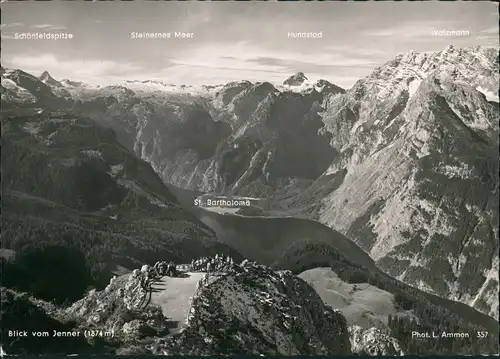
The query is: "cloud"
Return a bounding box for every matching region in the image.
[183,8,212,28]
[1,34,16,40]
[30,24,67,31]
[324,45,386,56]
[0,22,24,29]
[249,55,378,69]
[169,55,287,74]
[169,41,380,77]
[166,43,287,76]
[138,65,286,85]
[479,26,499,34]
[476,35,498,40]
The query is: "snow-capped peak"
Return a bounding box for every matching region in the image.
[39,71,62,87]
[278,76,345,95]
[39,71,51,80]
[283,72,308,86]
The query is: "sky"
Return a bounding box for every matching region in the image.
[1,1,498,88]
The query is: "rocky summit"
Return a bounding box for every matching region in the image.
[283,72,308,86]
[159,264,352,355]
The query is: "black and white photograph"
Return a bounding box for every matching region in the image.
[1,0,499,356]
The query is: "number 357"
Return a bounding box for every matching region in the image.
[477,331,489,338]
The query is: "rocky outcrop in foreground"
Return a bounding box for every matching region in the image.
[157,263,351,355]
[349,325,404,356]
[0,270,168,355]
[0,287,95,355]
[66,266,175,354]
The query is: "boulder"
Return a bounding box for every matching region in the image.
[349,325,404,356]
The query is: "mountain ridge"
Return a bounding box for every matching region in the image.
[315,46,499,319]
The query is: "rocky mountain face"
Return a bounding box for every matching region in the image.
[1,46,498,320]
[210,46,498,319]
[38,71,73,100]
[1,69,69,107]
[317,45,499,319]
[313,79,346,96]
[130,80,339,197]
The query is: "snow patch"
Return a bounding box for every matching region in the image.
[476,86,499,103]
[408,79,422,98]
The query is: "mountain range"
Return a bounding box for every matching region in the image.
[1,44,498,355]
